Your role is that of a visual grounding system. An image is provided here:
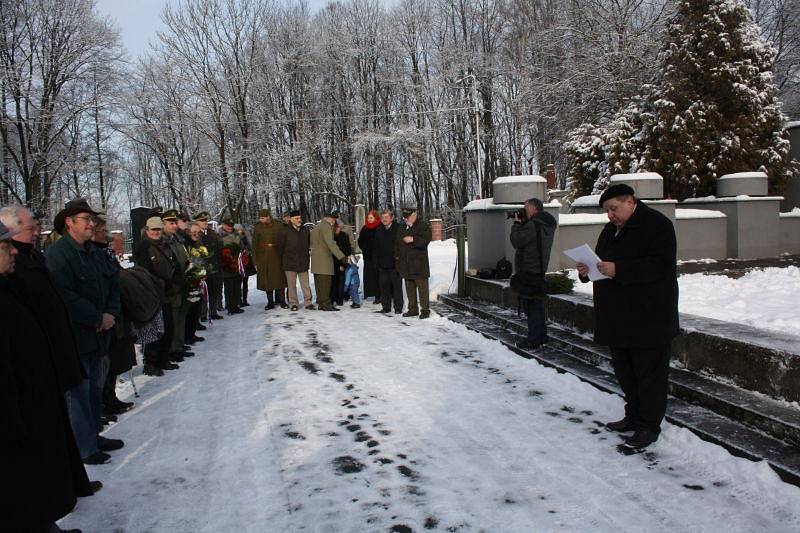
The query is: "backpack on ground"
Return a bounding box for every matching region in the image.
[495,257,512,279]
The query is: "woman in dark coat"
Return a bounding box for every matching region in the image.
[357,209,381,304]
[0,224,90,532]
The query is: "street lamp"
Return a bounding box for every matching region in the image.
[455,74,482,199]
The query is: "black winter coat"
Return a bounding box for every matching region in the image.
[374,222,400,270]
[9,240,85,393]
[510,211,558,274]
[277,224,311,272]
[396,220,432,279]
[0,276,91,530]
[357,225,380,297]
[133,237,177,297]
[590,201,679,348]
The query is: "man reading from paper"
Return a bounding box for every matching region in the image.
[576,183,679,450]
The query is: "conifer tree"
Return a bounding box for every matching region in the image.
[646,0,792,199]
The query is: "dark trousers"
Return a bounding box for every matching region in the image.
[526,297,548,344]
[404,277,429,314]
[266,289,285,306]
[145,304,173,368]
[379,268,403,313]
[331,265,346,305]
[185,300,202,340]
[208,272,223,315]
[610,345,671,434]
[223,274,242,312]
[241,274,251,303]
[314,273,333,309]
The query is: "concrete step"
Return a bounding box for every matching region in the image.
[435,295,800,487]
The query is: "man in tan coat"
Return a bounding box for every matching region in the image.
[252,208,288,310]
[310,212,346,311]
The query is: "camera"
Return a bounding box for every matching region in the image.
[506,208,527,221]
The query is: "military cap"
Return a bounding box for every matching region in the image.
[178,211,191,222]
[221,218,234,226]
[161,208,179,221]
[194,211,210,221]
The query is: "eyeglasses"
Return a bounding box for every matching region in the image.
[72,215,95,225]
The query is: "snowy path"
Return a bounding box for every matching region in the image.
[61,290,800,532]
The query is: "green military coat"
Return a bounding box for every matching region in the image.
[252,221,287,290]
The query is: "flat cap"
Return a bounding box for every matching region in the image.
[598,184,636,206]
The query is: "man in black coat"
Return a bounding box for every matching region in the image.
[0,220,90,532]
[509,198,558,348]
[373,209,404,314]
[577,184,679,450]
[396,207,432,319]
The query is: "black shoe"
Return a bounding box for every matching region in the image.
[89,480,103,494]
[280,303,289,309]
[419,309,430,319]
[101,414,117,425]
[106,399,133,415]
[98,435,124,452]
[169,352,184,362]
[210,314,224,320]
[305,304,316,310]
[161,362,179,370]
[394,310,403,315]
[241,301,250,307]
[403,310,419,317]
[83,451,111,465]
[291,305,299,311]
[624,429,659,449]
[350,303,361,308]
[265,303,275,310]
[321,306,340,312]
[189,335,205,343]
[233,308,245,314]
[606,418,637,432]
[183,344,191,350]
[182,350,195,358]
[196,323,207,331]
[373,299,382,305]
[200,317,207,323]
[143,364,164,376]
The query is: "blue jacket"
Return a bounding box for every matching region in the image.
[45,234,121,355]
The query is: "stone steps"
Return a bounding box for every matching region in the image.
[435,294,800,486]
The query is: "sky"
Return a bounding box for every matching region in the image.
[93,0,334,59]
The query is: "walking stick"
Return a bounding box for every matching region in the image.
[129,369,140,398]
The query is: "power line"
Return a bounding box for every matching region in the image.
[0,106,479,128]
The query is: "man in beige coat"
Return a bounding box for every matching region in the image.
[310,212,346,311]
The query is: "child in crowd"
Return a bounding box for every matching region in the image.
[343,255,362,308]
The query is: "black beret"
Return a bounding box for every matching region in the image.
[289,209,301,217]
[599,184,635,206]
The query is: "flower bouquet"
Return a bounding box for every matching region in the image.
[220,242,242,273]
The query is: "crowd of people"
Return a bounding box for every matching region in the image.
[0,199,433,531]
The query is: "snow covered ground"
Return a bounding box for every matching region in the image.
[569,265,800,338]
[60,250,800,532]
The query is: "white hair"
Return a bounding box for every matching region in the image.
[0,205,30,230]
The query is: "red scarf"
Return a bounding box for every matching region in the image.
[363,210,381,230]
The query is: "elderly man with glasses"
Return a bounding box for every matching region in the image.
[45,199,124,466]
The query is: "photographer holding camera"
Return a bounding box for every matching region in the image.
[509,198,558,349]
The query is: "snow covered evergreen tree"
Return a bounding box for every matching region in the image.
[646,0,793,199]
[563,124,607,200]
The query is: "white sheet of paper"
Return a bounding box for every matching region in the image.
[563,244,610,281]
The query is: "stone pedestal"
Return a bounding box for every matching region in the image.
[609,172,664,199]
[430,219,442,241]
[717,172,768,197]
[493,175,546,204]
[682,197,782,258]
